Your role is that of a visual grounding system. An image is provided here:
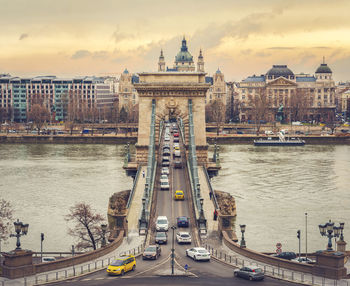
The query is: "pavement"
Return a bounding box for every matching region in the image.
[126,165,148,234]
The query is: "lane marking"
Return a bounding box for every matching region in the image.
[132,254,171,277]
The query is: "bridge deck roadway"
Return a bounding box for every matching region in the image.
[127,165,147,235]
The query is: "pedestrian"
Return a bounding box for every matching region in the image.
[213,209,218,221]
[142,170,145,178]
[209,191,213,200]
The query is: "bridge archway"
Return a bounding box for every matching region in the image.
[134,72,210,165]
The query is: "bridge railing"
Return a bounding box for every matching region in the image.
[202,166,219,210]
[139,99,157,233]
[187,99,207,235]
[126,165,141,209]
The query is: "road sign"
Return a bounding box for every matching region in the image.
[184,264,188,271]
[276,248,282,254]
[276,242,282,249]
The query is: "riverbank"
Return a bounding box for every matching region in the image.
[0,134,137,144]
[207,134,350,144]
[1,133,350,144]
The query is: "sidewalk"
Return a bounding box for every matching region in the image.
[206,242,350,286]
[0,237,145,286]
[127,166,147,234]
[198,167,218,239]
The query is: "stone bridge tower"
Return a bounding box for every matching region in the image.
[134,72,210,164]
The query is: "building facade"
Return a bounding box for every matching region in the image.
[0,75,117,123]
[236,63,336,122]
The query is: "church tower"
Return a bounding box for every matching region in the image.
[197,49,204,72]
[158,49,165,72]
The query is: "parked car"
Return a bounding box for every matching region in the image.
[142,245,161,260]
[177,216,189,227]
[176,232,192,244]
[156,216,169,231]
[42,257,56,263]
[265,130,274,135]
[291,257,315,264]
[186,247,210,261]
[106,255,136,276]
[292,121,303,126]
[234,266,265,281]
[155,232,167,244]
[272,251,296,260]
[295,130,304,135]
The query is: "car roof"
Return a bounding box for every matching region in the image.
[177,216,188,220]
[178,231,190,235]
[192,247,206,251]
[157,216,168,219]
[175,190,183,193]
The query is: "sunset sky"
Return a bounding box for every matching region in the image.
[1,0,350,82]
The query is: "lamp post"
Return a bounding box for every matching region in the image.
[200,198,204,216]
[9,219,29,250]
[319,220,344,251]
[305,212,308,260]
[101,224,107,247]
[240,224,246,248]
[171,225,177,275]
[297,230,301,260]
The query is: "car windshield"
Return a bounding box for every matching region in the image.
[157,232,166,237]
[110,260,124,266]
[161,182,168,185]
[178,217,187,221]
[198,250,207,253]
[145,247,156,252]
[157,220,167,224]
[176,192,182,195]
[181,234,190,238]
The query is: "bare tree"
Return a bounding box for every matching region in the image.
[65,203,105,251]
[0,199,14,243]
[66,92,79,135]
[209,100,225,135]
[28,104,50,134]
[289,89,310,122]
[323,109,337,134]
[248,88,269,135]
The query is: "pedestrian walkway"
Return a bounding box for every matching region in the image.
[206,242,350,286]
[198,167,218,236]
[127,165,147,234]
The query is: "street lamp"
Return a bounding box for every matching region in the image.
[10,219,29,250]
[240,224,246,248]
[170,225,177,275]
[319,220,344,251]
[101,224,107,247]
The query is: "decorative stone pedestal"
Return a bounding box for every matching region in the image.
[313,251,347,279]
[337,240,347,253]
[2,250,34,279]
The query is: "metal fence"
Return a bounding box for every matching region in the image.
[202,166,219,210]
[126,165,142,209]
[205,244,349,286]
[0,244,144,286]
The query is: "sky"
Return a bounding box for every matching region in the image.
[1,0,350,82]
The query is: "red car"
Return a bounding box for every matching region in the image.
[173,133,179,137]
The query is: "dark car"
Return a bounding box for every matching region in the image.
[234,266,264,281]
[177,216,189,227]
[142,245,161,260]
[173,137,179,143]
[272,252,297,260]
[155,232,167,244]
[174,160,182,169]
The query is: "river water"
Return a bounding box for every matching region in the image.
[0,144,349,254]
[0,144,132,252]
[211,144,350,253]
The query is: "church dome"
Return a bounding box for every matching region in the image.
[266,65,294,78]
[175,38,193,63]
[316,63,332,74]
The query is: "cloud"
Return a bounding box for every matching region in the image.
[19,33,28,40]
[112,27,133,43]
[71,50,91,59]
[268,47,296,50]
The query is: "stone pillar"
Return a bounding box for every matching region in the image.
[2,250,34,279]
[337,240,347,253]
[313,251,347,279]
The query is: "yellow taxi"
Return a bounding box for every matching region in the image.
[174,190,184,200]
[174,146,180,151]
[106,255,136,276]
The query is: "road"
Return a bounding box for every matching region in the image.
[49,124,302,285]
